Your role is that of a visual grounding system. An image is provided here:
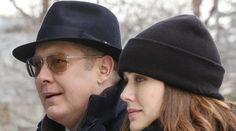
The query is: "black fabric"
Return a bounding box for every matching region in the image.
[36,80,126,131]
[118,15,225,100]
[12,1,121,62]
[78,80,127,131]
[142,119,163,131]
[36,116,64,131]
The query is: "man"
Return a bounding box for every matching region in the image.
[12,1,126,131]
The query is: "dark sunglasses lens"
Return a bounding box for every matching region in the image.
[47,54,68,73]
[27,57,43,77]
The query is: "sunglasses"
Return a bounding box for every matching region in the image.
[26,54,102,77]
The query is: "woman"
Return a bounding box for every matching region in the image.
[118,15,236,131]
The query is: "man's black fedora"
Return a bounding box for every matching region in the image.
[12,1,121,62]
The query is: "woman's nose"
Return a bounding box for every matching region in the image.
[120,84,135,103]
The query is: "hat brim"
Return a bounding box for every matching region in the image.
[13,38,121,63]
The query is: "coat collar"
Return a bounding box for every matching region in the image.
[38,115,65,131]
[142,119,163,131]
[79,80,126,127]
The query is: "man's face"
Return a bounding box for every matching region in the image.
[34,41,101,128]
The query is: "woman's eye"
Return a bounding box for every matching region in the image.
[134,75,145,83]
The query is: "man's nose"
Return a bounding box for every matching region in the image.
[36,63,53,83]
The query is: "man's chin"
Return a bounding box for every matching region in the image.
[46,106,64,121]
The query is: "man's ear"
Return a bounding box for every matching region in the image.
[97,55,114,84]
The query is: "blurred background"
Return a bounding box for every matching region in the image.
[0,0,235,130]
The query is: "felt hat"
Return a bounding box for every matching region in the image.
[13,1,121,62]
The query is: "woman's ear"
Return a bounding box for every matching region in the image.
[97,55,114,84]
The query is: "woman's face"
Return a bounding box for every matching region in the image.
[120,72,165,131]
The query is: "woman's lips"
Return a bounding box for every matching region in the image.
[128,108,141,114]
[127,108,142,119]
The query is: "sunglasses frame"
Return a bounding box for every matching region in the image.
[26,54,102,77]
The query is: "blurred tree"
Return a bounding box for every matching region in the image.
[192,0,202,17]
[9,0,56,24]
[2,0,236,130]
[192,0,219,25]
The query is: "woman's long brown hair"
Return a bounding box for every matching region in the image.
[121,85,236,131]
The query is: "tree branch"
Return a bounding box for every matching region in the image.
[9,0,33,19]
[205,0,218,25]
[192,0,202,17]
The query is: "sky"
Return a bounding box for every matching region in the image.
[0,0,232,16]
[0,0,98,16]
[0,0,233,27]
[0,0,17,15]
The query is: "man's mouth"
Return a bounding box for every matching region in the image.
[44,92,62,99]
